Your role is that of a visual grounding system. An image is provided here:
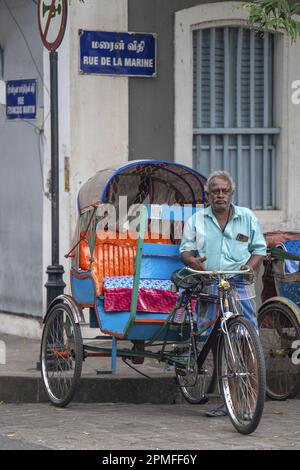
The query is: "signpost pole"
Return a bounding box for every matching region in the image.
[37,0,67,370]
[45,49,66,306]
[37,0,68,307]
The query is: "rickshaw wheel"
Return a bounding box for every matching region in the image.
[175,339,216,404]
[258,301,300,401]
[40,302,83,407]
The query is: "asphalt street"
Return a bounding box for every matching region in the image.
[0,434,48,450]
[0,400,299,451]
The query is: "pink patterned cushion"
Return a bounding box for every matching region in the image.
[104,287,178,313]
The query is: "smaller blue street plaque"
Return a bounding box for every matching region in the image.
[6,79,37,120]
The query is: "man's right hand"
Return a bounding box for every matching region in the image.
[187,256,207,271]
[180,251,207,271]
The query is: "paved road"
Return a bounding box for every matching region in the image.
[0,434,48,450]
[0,400,299,450]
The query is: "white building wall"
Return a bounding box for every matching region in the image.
[4,0,300,338]
[42,0,129,310]
[174,1,300,232]
[0,0,44,319]
[69,0,129,234]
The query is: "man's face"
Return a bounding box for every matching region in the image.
[207,177,233,213]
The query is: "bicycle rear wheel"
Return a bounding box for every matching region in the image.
[258,301,300,400]
[217,317,265,435]
[175,337,216,404]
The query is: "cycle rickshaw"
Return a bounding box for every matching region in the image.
[258,232,300,400]
[40,160,265,435]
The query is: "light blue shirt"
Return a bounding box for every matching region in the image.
[180,204,266,271]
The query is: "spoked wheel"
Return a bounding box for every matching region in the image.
[175,338,216,404]
[41,302,83,407]
[258,302,300,401]
[217,317,266,435]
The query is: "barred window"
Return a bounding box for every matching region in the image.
[193,27,279,209]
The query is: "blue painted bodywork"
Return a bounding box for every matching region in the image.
[275,281,300,305]
[71,205,196,340]
[71,242,186,340]
[71,270,95,306]
[140,244,183,279]
[95,297,189,341]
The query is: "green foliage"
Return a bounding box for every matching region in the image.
[242,0,300,42]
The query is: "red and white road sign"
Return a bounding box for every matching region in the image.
[38,0,68,51]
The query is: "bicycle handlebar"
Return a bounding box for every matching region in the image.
[186,267,250,275]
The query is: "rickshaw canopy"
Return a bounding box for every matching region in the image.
[77,160,207,213]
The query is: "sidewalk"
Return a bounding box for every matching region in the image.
[0,333,299,405]
[0,333,181,404]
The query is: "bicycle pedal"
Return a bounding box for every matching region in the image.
[175,367,186,376]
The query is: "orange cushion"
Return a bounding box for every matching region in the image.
[79,243,136,296]
[78,230,172,295]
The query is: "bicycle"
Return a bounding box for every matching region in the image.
[171,267,266,435]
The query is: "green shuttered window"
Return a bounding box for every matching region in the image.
[193,27,279,209]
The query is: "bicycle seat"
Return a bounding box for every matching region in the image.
[171,268,202,289]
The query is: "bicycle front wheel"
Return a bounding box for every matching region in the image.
[217,317,266,435]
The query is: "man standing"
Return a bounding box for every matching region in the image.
[180,170,266,331]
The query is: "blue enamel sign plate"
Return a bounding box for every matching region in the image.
[6,79,37,120]
[79,30,156,77]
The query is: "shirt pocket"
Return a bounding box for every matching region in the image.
[226,239,250,263]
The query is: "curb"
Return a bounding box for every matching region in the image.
[0,376,180,404]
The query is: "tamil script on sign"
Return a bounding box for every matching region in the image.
[80,31,156,77]
[6,79,37,120]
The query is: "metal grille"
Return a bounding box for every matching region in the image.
[193,27,279,209]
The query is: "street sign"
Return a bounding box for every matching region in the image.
[79,31,157,77]
[6,79,37,120]
[38,0,67,51]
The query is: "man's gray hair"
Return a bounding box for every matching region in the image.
[204,170,236,193]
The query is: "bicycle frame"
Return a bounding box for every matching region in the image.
[185,269,250,380]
